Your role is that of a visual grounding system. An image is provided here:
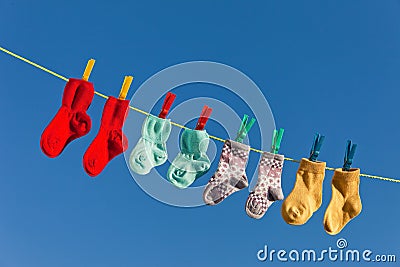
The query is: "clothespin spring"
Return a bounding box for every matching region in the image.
[309,133,325,162]
[235,114,256,143]
[158,92,176,119]
[343,140,357,171]
[271,128,284,154]
[195,105,213,130]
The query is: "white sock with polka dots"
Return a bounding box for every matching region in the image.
[245,152,284,219]
[203,140,250,205]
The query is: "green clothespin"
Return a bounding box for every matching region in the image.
[343,140,357,171]
[309,133,325,162]
[271,128,284,154]
[235,114,256,143]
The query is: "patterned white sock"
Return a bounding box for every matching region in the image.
[245,151,284,219]
[203,140,249,205]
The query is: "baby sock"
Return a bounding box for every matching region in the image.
[129,114,171,175]
[245,151,284,219]
[167,129,211,188]
[167,105,212,188]
[324,140,361,235]
[281,158,326,225]
[83,96,129,177]
[203,139,250,205]
[40,78,94,157]
[203,115,255,205]
[323,168,362,235]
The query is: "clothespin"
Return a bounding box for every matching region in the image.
[309,133,325,162]
[271,128,284,154]
[343,140,357,171]
[118,76,134,100]
[195,105,213,130]
[158,92,176,119]
[82,59,95,81]
[235,114,256,143]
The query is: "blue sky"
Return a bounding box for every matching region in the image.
[1,0,400,266]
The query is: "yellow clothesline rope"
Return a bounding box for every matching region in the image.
[1,46,399,184]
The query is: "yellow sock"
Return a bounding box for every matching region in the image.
[281,158,326,225]
[323,168,362,235]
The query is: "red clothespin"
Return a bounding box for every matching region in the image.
[195,105,213,130]
[158,92,176,119]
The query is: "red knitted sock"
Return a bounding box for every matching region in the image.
[40,78,94,158]
[83,96,129,177]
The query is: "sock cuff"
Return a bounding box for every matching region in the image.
[180,129,209,154]
[62,78,94,110]
[142,114,172,143]
[229,139,250,153]
[299,158,326,174]
[100,96,130,129]
[332,168,360,182]
[262,151,284,162]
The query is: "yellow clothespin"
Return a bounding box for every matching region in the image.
[119,76,133,100]
[82,59,96,81]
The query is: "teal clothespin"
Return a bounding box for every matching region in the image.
[271,128,284,154]
[343,140,357,171]
[235,114,256,143]
[309,133,325,162]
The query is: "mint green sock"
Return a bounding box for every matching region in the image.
[167,129,211,189]
[129,114,171,175]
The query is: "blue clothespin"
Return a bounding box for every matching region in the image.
[343,140,357,171]
[235,114,256,143]
[309,133,325,162]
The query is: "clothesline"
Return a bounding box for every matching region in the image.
[0,45,399,184]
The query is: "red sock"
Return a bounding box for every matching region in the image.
[83,96,129,177]
[40,78,94,158]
